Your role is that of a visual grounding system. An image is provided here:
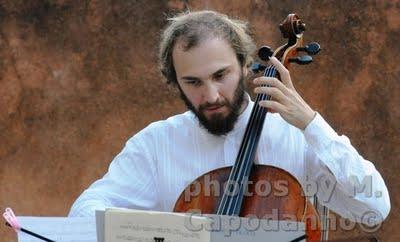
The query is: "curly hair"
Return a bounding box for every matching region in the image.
[158,10,256,86]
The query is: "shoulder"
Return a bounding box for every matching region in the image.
[264,113,305,139]
[128,111,195,143]
[144,111,194,135]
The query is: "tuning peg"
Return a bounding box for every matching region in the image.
[258,46,274,61]
[289,55,313,65]
[296,42,321,55]
[251,62,267,73]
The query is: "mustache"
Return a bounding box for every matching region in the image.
[199,101,228,111]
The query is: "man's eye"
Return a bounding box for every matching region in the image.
[187,80,201,86]
[214,72,225,80]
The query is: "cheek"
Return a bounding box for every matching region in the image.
[181,86,202,107]
[225,84,236,98]
[223,74,240,99]
[191,95,202,108]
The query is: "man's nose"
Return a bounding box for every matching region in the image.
[202,83,220,104]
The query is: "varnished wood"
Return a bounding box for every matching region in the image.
[174,165,321,241]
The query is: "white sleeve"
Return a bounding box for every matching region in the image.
[302,113,391,226]
[68,129,158,217]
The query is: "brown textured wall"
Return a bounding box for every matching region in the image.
[0,0,399,241]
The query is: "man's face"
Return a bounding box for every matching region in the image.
[173,37,247,135]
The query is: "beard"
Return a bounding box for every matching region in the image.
[178,74,246,136]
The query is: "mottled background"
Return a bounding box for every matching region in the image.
[0,0,399,241]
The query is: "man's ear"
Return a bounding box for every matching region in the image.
[242,65,249,77]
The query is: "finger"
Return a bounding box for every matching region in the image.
[253,77,290,96]
[254,86,288,103]
[253,76,279,85]
[268,57,294,89]
[258,100,286,113]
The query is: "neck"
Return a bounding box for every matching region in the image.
[238,93,250,115]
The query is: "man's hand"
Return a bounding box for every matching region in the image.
[253,57,316,130]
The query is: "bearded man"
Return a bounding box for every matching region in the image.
[69,10,390,227]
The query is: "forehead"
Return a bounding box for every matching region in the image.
[172,37,238,78]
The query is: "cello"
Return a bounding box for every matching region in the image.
[174,14,322,241]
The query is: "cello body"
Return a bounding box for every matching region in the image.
[174,165,321,241]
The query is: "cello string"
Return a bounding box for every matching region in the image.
[229,66,276,215]
[216,65,273,215]
[224,65,276,215]
[227,66,272,214]
[225,65,272,214]
[228,65,275,215]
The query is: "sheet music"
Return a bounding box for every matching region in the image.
[103,208,306,242]
[17,216,97,242]
[207,215,306,242]
[104,208,211,242]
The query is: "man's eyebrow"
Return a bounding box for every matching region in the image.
[212,66,229,76]
[181,76,201,82]
[181,66,231,81]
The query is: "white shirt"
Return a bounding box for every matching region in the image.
[68,97,390,225]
